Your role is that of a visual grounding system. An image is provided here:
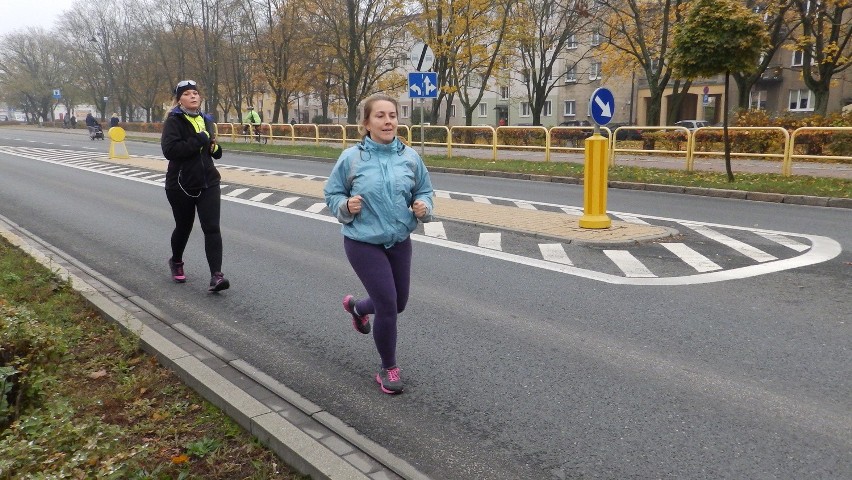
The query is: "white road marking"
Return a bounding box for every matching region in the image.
[684,223,777,262]
[306,202,326,213]
[560,206,583,216]
[275,197,299,207]
[249,192,273,202]
[755,231,810,252]
[515,201,537,210]
[423,222,447,239]
[612,214,650,225]
[478,232,502,250]
[226,188,249,197]
[660,243,722,272]
[472,196,492,204]
[539,243,573,265]
[603,250,657,277]
[435,191,451,198]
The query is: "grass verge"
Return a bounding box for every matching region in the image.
[215,141,851,199]
[0,236,307,480]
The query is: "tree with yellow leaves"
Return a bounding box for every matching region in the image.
[791,0,852,116]
[598,0,692,125]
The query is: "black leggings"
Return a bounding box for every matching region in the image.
[166,185,223,274]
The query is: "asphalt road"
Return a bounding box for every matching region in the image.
[1,128,850,479]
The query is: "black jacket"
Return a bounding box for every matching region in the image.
[161,107,222,191]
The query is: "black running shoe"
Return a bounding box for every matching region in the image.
[208,272,230,292]
[343,295,370,334]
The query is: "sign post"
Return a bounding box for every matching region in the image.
[409,42,435,154]
[408,71,438,154]
[580,87,615,229]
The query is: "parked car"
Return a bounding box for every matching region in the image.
[606,122,644,140]
[674,120,711,130]
[558,119,592,127]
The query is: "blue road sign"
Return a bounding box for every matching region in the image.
[589,87,615,126]
[408,72,439,99]
[52,89,61,99]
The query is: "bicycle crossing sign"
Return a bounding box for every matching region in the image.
[408,72,438,99]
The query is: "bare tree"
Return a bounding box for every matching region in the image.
[510,0,598,125]
[0,29,68,123]
[305,0,409,122]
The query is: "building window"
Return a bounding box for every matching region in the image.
[567,34,577,49]
[500,86,509,99]
[543,101,552,116]
[479,103,488,117]
[749,90,766,110]
[788,89,814,111]
[589,62,602,80]
[520,102,531,117]
[792,50,804,67]
[401,105,409,118]
[591,29,601,46]
[564,100,576,116]
[566,65,577,83]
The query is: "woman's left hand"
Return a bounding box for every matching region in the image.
[412,199,428,218]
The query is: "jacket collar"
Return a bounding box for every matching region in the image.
[360,135,404,154]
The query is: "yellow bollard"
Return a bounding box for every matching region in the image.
[579,133,611,229]
[108,127,129,159]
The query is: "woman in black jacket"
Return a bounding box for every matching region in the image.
[161,80,229,292]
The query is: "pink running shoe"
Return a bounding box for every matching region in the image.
[376,367,403,394]
[168,259,186,283]
[343,295,370,334]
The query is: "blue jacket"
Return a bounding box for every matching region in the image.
[324,136,434,248]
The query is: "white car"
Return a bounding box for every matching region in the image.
[674,120,711,130]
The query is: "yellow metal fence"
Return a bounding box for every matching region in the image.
[215,122,852,176]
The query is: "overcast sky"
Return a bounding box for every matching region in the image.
[0,0,75,37]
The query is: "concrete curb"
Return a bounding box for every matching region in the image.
[426,166,850,209]
[0,214,426,480]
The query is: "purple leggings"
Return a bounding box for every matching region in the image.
[344,236,412,368]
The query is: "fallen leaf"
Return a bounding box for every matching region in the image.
[171,454,190,465]
[88,369,108,379]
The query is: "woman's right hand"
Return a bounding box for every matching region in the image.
[347,195,363,214]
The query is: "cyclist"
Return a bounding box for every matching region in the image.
[242,106,262,141]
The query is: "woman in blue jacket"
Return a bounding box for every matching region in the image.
[324,94,434,394]
[161,80,229,292]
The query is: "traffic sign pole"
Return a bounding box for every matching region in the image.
[581,87,615,229]
[579,135,611,229]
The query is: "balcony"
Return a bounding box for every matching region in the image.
[757,66,783,84]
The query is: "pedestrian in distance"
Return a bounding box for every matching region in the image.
[161,79,230,292]
[109,112,119,128]
[323,93,435,394]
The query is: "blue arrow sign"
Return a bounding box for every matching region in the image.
[589,87,614,126]
[408,72,438,99]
